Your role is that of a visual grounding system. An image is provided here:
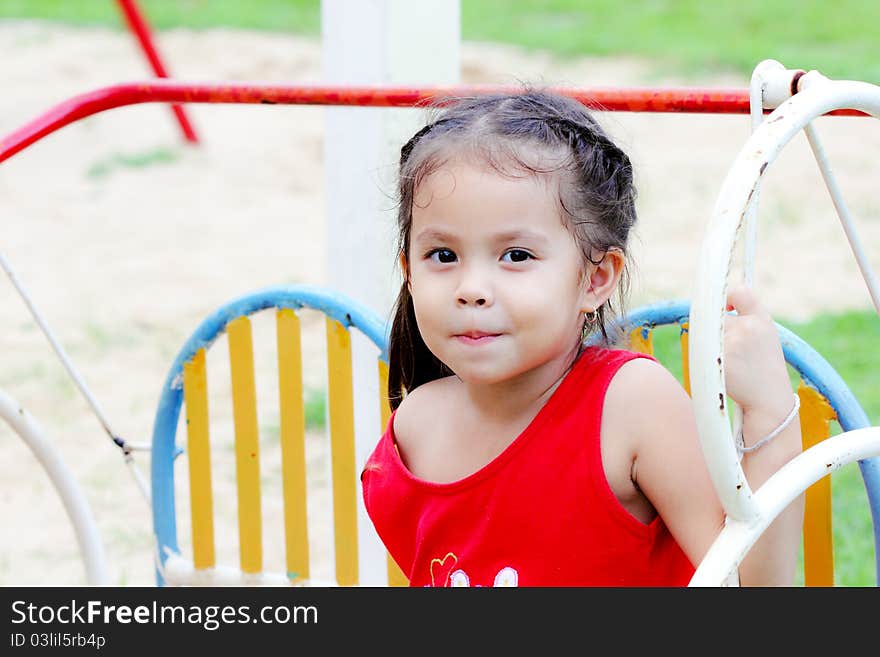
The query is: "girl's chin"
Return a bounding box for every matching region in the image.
[448,366,520,387]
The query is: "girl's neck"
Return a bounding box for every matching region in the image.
[458,343,582,425]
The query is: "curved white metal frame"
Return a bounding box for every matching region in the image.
[0,390,109,585]
[691,428,880,585]
[688,73,880,585]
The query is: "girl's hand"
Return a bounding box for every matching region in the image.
[721,285,803,587]
[722,284,793,421]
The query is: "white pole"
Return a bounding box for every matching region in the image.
[321,0,460,585]
[0,391,109,585]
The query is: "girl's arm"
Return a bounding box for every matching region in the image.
[719,284,804,585]
[607,285,802,585]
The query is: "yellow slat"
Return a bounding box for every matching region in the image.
[227,316,262,574]
[680,322,691,396]
[378,359,409,587]
[182,348,215,570]
[326,317,358,586]
[798,382,837,587]
[277,309,309,583]
[629,326,653,356]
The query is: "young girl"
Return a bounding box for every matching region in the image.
[361,90,803,587]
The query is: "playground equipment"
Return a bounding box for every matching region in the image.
[687,62,880,584]
[150,285,404,586]
[1,61,879,586]
[113,0,199,143]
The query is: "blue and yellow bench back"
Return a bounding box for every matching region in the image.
[151,285,407,586]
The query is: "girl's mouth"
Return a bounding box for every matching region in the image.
[454,332,502,344]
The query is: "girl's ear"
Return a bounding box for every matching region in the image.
[580,249,624,312]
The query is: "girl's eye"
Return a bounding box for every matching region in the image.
[428,248,457,263]
[502,249,533,263]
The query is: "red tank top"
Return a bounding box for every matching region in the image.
[361,347,695,587]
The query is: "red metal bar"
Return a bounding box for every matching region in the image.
[1,81,867,164]
[114,0,199,144]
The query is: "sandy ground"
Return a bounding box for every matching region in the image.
[1,22,878,585]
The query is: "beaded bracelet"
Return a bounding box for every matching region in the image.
[736,393,801,458]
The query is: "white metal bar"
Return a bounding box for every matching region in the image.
[0,390,109,585]
[690,427,880,585]
[689,78,880,522]
[803,123,880,314]
[730,60,786,464]
[0,250,151,507]
[743,59,785,282]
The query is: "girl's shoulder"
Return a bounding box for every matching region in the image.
[604,354,689,419]
[602,353,696,453]
[573,346,677,399]
[392,375,458,451]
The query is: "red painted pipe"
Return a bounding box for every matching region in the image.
[114,0,199,143]
[0,81,867,164]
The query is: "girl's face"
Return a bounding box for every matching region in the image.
[407,158,598,386]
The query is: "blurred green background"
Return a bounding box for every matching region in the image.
[0,0,878,81]
[2,0,877,586]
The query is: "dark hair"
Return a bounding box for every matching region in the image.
[387,89,637,410]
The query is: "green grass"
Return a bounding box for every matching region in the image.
[783,311,880,424]
[0,0,320,33]
[1,1,878,82]
[303,388,326,430]
[86,147,178,180]
[651,310,880,425]
[462,0,880,82]
[262,388,327,440]
[650,307,879,586]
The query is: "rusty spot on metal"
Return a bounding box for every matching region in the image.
[791,70,806,96]
[719,393,725,410]
[759,162,768,175]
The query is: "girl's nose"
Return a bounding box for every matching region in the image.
[456,268,493,307]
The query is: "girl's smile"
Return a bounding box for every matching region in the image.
[453,331,503,345]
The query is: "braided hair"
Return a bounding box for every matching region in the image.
[387,90,637,410]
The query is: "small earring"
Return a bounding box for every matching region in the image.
[581,309,597,341]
